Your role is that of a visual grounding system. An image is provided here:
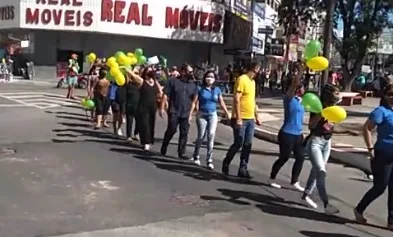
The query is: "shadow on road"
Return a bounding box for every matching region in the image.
[201,188,351,225]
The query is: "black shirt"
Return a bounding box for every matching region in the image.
[126,81,140,108]
[310,112,334,140]
[164,78,198,118]
[138,81,159,112]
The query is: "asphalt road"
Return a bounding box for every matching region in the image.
[0,83,391,237]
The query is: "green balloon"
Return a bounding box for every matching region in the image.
[134,48,143,57]
[304,40,321,61]
[137,55,146,65]
[86,99,95,109]
[106,72,115,81]
[302,92,322,113]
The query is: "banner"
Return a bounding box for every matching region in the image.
[233,0,251,21]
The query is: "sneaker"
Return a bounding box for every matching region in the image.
[117,128,123,136]
[221,162,229,176]
[194,158,201,166]
[143,144,151,151]
[122,117,126,123]
[353,208,367,224]
[302,196,318,209]
[127,137,132,142]
[160,146,167,156]
[132,135,140,141]
[268,179,281,189]
[324,204,339,215]
[292,182,305,192]
[237,168,253,179]
[207,162,214,170]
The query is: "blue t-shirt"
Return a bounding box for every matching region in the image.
[369,106,393,151]
[281,95,305,135]
[108,84,118,100]
[198,86,221,114]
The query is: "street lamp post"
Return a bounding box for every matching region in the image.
[321,0,337,89]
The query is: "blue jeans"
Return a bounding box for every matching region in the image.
[304,135,331,204]
[223,119,255,169]
[356,149,393,224]
[193,112,218,161]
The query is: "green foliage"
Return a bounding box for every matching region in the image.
[334,0,393,90]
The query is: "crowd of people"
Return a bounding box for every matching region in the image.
[66,54,393,231]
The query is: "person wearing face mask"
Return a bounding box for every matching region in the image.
[269,63,306,191]
[159,63,198,159]
[301,84,341,215]
[222,62,262,179]
[354,84,393,230]
[126,66,162,151]
[189,71,230,169]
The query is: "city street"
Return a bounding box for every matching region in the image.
[0,83,391,237]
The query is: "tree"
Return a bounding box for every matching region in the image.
[333,0,393,91]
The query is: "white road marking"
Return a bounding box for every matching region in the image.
[0,104,28,107]
[0,91,78,109]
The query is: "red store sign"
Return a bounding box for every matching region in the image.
[20,0,225,43]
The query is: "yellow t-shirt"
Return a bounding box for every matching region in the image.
[232,74,256,119]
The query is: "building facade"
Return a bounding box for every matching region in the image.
[0,0,229,79]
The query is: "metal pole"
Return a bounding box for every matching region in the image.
[321,0,336,89]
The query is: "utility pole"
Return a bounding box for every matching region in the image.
[320,0,337,89]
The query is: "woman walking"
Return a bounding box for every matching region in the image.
[126,66,162,151]
[269,64,306,191]
[189,71,230,169]
[125,66,141,141]
[354,84,393,230]
[301,84,341,215]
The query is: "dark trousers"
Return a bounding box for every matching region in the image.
[139,110,156,145]
[356,150,393,224]
[270,130,305,184]
[126,106,138,138]
[223,119,255,170]
[162,114,190,156]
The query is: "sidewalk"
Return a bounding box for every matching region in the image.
[220,94,380,174]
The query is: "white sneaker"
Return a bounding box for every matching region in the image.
[194,159,201,166]
[117,128,123,136]
[143,144,151,151]
[268,179,281,189]
[292,182,305,192]
[207,162,214,170]
[122,117,126,123]
[303,196,318,209]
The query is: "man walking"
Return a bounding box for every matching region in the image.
[160,64,198,159]
[222,62,261,179]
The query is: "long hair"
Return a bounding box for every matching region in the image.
[141,66,153,80]
[202,70,218,87]
[320,83,340,107]
[380,84,393,107]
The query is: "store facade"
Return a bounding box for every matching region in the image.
[0,0,226,79]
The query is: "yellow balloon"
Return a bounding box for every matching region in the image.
[127,52,134,58]
[87,53,96,63]
[306,56,329,72]
[129,56,137,65]
[321,106,347,123]
[117,54,127,65]
[123,56,132,66]
[115,73,126,86]
[110,67,121,77]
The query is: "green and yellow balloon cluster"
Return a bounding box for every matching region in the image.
[106,48,146,86]
[304,40,329,72]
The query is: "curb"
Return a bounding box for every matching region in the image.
[217,111,371,174]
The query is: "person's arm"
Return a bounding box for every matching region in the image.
[363,107,383,155]
[155,80,163,97]
[254,104,260,124]
[286,63,304,98]
[189,94,199,122]
[308,112,321,130]
[233,77,245,122]
[161,78,173,111]
[88,79,98,98]
[125,68,143,86]
[218,93,230,118]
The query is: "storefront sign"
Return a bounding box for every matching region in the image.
[233,0,250,21]
[0,6,15,21]
[19,0,225,43]
[253,3,265,20]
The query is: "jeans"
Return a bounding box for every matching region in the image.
[356,149,393,224]
[162,114,190,156]
[304,135,331,205]
[223,119,255,169]
[270,130,305,184]
[193,112,218,161]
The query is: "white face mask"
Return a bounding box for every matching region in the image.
[205,77,215,85]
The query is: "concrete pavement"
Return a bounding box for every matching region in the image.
[0,84,391,237]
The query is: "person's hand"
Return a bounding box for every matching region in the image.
[159,108,165,118]
[225,112,231,119]
[256,117,262,126]
[188,116,192,125]
[235,118,242,126]
[367,148,375,160]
